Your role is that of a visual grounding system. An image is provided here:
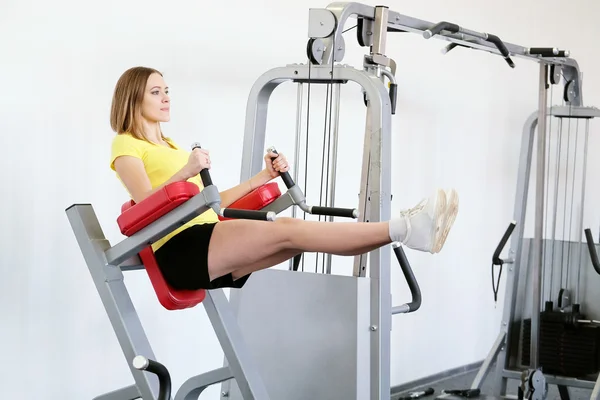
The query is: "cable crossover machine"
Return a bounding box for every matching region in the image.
[65,2,599,400]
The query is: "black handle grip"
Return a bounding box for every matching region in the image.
[389,83,397,115]
[584,228,600,275]
[397,387,435,400]
[528,48,569,58]
[311,206,357,218]
[267,146,295,189]
[493,221,517,265]
[191,143,213,187]
[424,21,459,39]
[393,245,422,312]
[529,47,559,57]
[222,208,275,221]
[487,34,515,68]
[133,356,171,400]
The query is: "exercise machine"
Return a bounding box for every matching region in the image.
[220,2,593,400]
[444,80,600,398]
[66,2,594,400]
[66,134,422,400]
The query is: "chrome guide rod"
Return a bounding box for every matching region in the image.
[531,62,550,369]
[575,120,590,303]
[325,83,342,274]
[289,83,304,271]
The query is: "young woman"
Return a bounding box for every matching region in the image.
[110,66,459,291]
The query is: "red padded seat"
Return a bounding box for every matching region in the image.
[117,181,282,310]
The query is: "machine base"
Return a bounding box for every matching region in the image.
[221,268,373,400]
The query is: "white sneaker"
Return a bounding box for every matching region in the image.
[392,189,459,254]
[435,188,459,253]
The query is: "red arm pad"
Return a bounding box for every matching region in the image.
[219,182,282,221]
[117,181,199,236]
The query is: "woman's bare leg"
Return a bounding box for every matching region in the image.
[229,243,389,281]
[208,217,390,281]
[231,249,300,280]
[208,188,459,281]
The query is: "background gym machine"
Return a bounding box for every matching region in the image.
[221,2,591,400]
[447,75,600,398]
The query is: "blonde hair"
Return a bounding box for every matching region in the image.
[110,66,164,141]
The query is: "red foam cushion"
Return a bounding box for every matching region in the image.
[118,181,204,310]
[117,181,282,311]
[219,182,281,221]
[138,247,206,310]
[118,181,199,236]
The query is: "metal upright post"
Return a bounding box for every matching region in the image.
[289,82,304,271]
[531,63,549,369]
[325,82,341,274]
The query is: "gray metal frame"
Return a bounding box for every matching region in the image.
[229,62,392,400]
[65,192,271,400]
[313,2,583,106]
[468,103,600,399]
[223,2,592,399]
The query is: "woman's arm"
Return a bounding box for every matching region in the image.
[114,156,192,204]
[219,168,272,208]
[113,147,210,204]
[218,150,289,208]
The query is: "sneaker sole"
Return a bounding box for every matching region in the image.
[433,188,459,253]
[429,189,448,254]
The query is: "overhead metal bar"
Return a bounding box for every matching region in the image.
[308,2,583,106]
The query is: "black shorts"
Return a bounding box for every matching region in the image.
[154,223,251,290]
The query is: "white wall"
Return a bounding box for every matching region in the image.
[2,0,600,398]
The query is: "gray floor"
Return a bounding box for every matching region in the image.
[391,365,594,400]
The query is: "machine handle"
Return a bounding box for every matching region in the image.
[397,387,435,400]
[424,21,514,68]
[487,34,515,68]
[527,48,570,58]
[221,208,277,221]
[528,47,559,57]
[391,244,422,314]
[584,228,600,275]
[493,221,517,265]
[191,142,213,187]
[389,83,398,115]
[267,146,295,189]
[423,21,460,39]
[310,206,357,218]
[133,356,171,400]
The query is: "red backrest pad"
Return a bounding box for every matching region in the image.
[118,181,200,236]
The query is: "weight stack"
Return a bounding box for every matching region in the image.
[522,308,600,377]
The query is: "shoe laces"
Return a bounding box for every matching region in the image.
[398,198,427,245]
[399,198,427,219]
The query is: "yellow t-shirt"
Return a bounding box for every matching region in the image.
[110,133,219,251]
